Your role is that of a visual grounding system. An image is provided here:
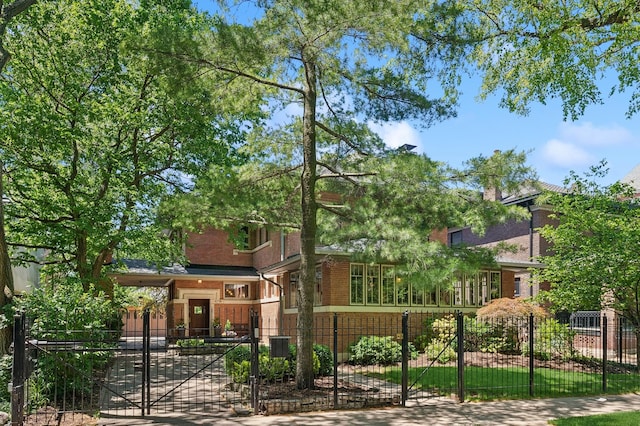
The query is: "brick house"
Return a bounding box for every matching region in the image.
[446,182,565,300]
[112,185,562,343]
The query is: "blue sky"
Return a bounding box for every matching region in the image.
[373,83,640,187]
[193,1,639,187]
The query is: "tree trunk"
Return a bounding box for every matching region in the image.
[0,162,14,355]
[296,57,318,390]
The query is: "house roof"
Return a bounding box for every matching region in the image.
[109,259,259,287]
[500,181,567,205]
[621,164,640,192]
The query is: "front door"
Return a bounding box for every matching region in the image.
[188,299,209,336]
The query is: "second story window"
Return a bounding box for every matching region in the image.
[449,230,463,246]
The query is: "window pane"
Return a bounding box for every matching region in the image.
[224,283,249,299]
[366,265,380,305]
[480,272,489,305]
[350,264,364,305]
[490,272,501,300]
[289,272,298,308]
[397,276,409,305]
[314,266,322,306]
[453,276,463,306]
[411,283,424,306]
[382,266,395,305]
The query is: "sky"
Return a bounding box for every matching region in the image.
[193,1,640,188]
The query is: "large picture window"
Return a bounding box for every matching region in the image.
[348,263,500,308]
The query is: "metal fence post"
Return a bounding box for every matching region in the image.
[11,313,25,426]
[602,314,607,393]
[529,313,534,397]
[250,311,260,414]
[141,309,150,416]
[401,311,409,406]
[456,311,464,403]
[333,313,338,408]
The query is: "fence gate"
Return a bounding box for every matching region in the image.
[12,311,258,425]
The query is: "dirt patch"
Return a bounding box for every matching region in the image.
[259,376,376,400]
[23,406,97,426]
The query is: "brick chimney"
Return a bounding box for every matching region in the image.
[483,186,502,202]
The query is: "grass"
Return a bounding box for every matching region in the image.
[368,365,640,401]
[549,411,640,425]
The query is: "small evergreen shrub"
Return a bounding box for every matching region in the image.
[313,344,334,376]
[348,336,417,366]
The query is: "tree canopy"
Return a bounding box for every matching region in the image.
[534,163,640,331]
[167,0,536,389]
[457,0,640,119]
[0,0,257,294]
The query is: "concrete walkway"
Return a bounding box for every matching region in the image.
[98,393,640,425]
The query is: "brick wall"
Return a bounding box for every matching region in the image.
[185,228,252,266]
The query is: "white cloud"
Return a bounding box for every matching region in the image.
[542,139,595,168]
[558,122,634,147]
[368,121,422,151]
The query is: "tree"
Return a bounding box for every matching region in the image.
[0,1,255,296]
[533,162,640,354]
[171,0,535,389]
[0,0,38,354]
[453,0,640,119]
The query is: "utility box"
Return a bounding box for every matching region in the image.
[269,336,290,358]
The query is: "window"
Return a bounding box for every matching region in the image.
[366,265,380,305]
[514,277,521,297]
[453,276,463,306]
[350,264,364,305]
[479,272,489,305]
[314,266,323,306]
[396,276,409,305]
[411,282,424,306]
[449,230,463,246]
[289,272,299,308]
[465,274,478,306]
[224,283,249,299]
[490,272,501,300]
[381,266,395,305]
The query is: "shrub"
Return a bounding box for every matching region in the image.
[413,334,431,352]
[348,336,417,365]
[225,345,251,375]
[425,339,457,364]
[522,319,575,360]
[313,344,334,376]
[16,280,124,404]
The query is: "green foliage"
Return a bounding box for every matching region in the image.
[534,165,640,336]
[176,338,205,348]
[412,334,431,353]
[348,336,417,366]
[523,319,575,361]
[224,345,251,375]
[16,279,124,407]
[313,344,333,377]
[0,0,255,289]
[0,355,11,408]
[425,339,457,364]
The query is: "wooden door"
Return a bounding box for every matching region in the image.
[188,299,209,336]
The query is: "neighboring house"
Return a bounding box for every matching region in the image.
[446,182,565,300]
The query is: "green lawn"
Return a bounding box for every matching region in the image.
[368,366,640,401]
[549,411,640,425]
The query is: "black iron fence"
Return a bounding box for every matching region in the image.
[11,309,640,422]
[11,311,257,425]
